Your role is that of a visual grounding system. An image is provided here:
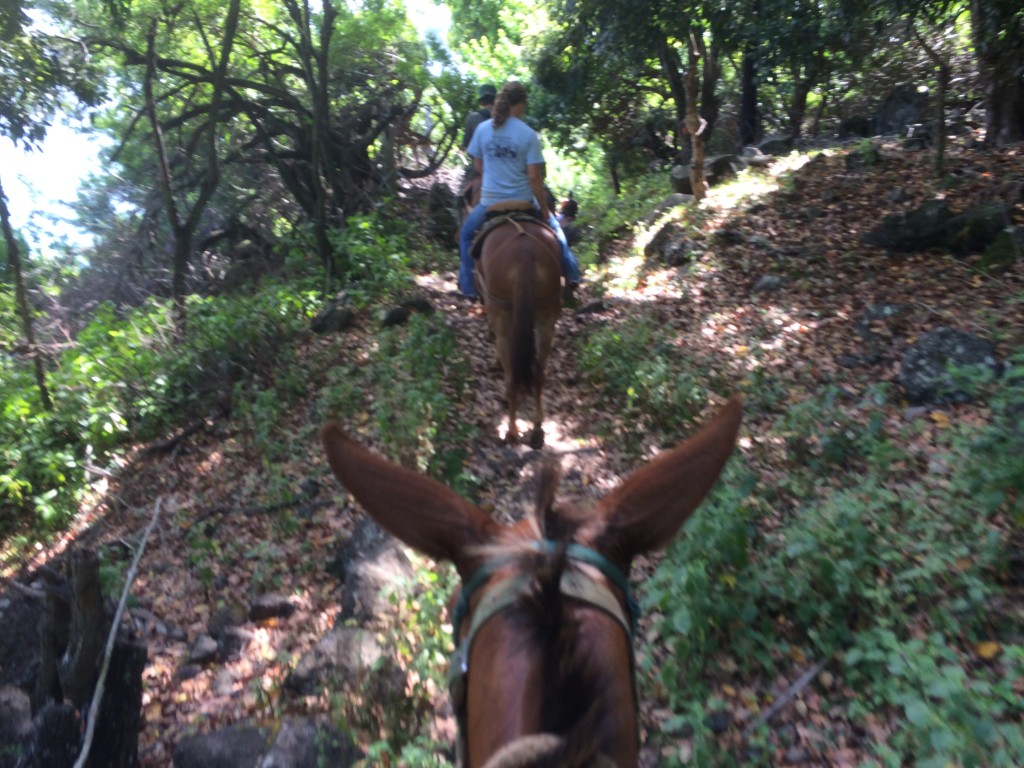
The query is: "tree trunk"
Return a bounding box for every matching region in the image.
[971,0,1024,144]
[809,78,830,137]
[788,67,812,140]
[685,30,706,202]
[0,174,53,410]
[658,40,687,149]
[89,637,147,768]
[143,0,240,336]
[58,550,108,710]
[915,23,951,177]
[739,42,759,148]
[699,37,722,145]
[282,0,344,288]
[934,61,949,176]
[32,549,145,768]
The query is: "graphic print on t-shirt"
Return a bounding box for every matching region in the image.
[487,137,519,161]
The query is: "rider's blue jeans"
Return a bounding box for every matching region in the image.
[458,205,581,298]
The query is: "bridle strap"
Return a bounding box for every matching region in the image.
[449,567,634,689]
[451,541,640,640]
[561,543,640,635]
[448,541,642,766]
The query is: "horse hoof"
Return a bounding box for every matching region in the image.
[528,429,544,449]
[505,431,519,445]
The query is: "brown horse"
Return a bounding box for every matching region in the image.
[461,178,563,448]
[475,211,562,448]
[321,398,743,768]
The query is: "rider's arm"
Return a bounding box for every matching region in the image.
[527,163,550,220]
[474,156,483,175]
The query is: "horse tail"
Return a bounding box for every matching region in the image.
[511,252,538,397]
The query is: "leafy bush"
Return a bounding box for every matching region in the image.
[644,390,1023,764]
[330,215,418,307]
[643,461,762,691]
[1,284,317,543]
[579,315,710,450]
[564,173,671,267]
[0,357,88,535]
[344,556,458,765]
[846,630,1024,767]
[956,350,1024,522]
[321,312,476,491]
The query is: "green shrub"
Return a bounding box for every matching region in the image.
[330,215,418,306]
[1,284,317,543]
[643,461,762,690]
[341,556,458,766]
[645,390,1022,764]
[955,351,1024,522]
[578,315,710,450]
[320,312,476,491]
[846,629,1024,767]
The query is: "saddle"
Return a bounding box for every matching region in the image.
[470,201,545,260]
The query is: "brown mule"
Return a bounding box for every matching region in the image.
[321,398,743,768]
[474,213,562,448]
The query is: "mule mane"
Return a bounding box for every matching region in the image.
[475,461,613,766]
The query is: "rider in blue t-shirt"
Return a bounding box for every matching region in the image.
[458,82,581,301]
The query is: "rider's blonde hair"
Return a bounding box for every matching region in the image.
[492,82,528,128]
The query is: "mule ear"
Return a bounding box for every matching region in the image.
[593,399,743,563]
[321,423,501,576]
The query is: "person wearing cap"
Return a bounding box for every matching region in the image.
[461,84,496,151]
[458,81,581,301]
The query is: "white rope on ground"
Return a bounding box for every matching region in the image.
[73,496,165,768]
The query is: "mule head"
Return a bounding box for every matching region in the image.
[321,398,743,767]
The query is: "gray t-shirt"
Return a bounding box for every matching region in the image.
[467,116,545,207]
[461,108,490,150]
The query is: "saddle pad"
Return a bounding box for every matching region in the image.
[486,200,535,213]
[471,212,547,259]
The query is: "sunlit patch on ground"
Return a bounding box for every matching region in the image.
[495,416,577,448]
[491,415,605,476]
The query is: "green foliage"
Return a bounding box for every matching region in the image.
[74,286,316,440]
[319,302,476,497]
[342,557,458,765]
[643,461,761,687]
[315,212,476,489]
[955,351,1024,522]
[184,516,221,595]
[578,313,710,449]
[373,314,471,481]
[644,389,1023,763]
[0,3,103,147]
[846,630,1024,767]
[0,284,316,544]
[564,172,676,268]
[361,737,452,768]
[330,216,418,307]
[774,386,889,477]
[445,0,549,85]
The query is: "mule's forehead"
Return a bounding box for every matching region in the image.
[497,498,597,545]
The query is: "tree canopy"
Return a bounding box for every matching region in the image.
[1,2,1022,766]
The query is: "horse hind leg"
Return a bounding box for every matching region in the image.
[528,370,544,449]
[527,314,557,449]
[491,317,519,443]
[506,383,520,444]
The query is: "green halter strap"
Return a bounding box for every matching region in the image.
[451,540,640,641]
[447,541,642,766]
[447,540,641,695]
